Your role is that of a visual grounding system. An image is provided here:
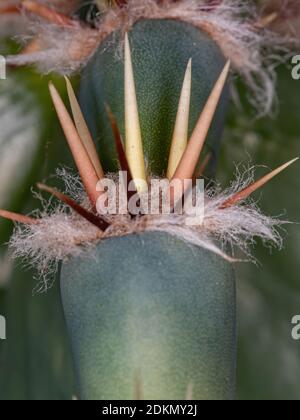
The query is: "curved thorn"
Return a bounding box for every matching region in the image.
[65,77,104,179]
[172,61,230,184]
[220,158,299,209]
[124,33,147,192]
[167,59,192,180]
[37,184,110,231]
[49,82,100,207]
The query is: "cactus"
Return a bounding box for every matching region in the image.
[63,19,228,399]
[0,0,298,401]
[79,19,229,176]
[61,232,236,400]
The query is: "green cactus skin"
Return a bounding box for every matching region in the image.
[60,232,236,400]
[79,19,229,176]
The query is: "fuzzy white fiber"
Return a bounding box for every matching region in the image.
[5,0,293,116]
[9,168,285,292]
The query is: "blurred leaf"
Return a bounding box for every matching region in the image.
[220,66,300,400]
[0,264,75,400]
[0,39,75,400]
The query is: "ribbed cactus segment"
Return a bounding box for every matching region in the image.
[60,232,236,400]
[79,19,229,176]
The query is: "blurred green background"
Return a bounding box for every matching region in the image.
[0,21,300,401]
[221,68,300,400]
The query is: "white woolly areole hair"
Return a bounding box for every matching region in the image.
[9,168,286,293]
[6,0,294,116]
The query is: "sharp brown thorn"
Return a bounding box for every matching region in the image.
[171,61,230,184]
[49,82,101,208]
[106,106,135,186]
[37,183,110,231]
[0,209,38,225]
[106,106,142,217]
[0,5,20,14]
[220,158,299,209]
[167,58,192,180]
[192,152,212,186]
[198,151,213,176]
[22,0,79,27]
[64,76,104,179]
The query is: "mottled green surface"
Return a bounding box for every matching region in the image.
[61,232,236,400]
[79,19,229,176]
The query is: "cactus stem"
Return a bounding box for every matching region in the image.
[0,209,38,225]
[124,33,147,192]
[65,77,105,180]
[167,58,192,180]
[49,82,100,208]
[36,184,110,231]
[220,157,299,209]
[171,60,230,184]
[22,0,79,27]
